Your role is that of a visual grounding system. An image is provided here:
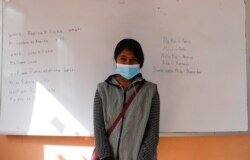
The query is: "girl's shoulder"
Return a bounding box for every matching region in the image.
[144,80,158,89]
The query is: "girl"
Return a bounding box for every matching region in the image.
[94,39,160,160]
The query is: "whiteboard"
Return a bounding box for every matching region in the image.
[0,0,248,136]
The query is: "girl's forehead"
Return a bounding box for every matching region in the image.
[118,49,136,57]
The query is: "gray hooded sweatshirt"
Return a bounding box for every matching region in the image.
[94,74,160,160]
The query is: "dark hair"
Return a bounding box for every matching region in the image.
[114,39,144,68]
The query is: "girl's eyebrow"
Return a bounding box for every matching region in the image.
[119,55,137,59]
[119,55,127,57]
[118,56,127,59]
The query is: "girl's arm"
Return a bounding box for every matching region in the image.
[94,89,114,160]
[138,89,160,160]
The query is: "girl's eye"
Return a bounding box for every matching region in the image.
[132,59,138,62]
[120,57,127,61]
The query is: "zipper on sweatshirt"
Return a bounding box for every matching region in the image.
[116,88,126,160]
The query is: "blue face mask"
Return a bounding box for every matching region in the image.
[115,63,140,80]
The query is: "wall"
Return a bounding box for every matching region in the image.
[0,135,250,160]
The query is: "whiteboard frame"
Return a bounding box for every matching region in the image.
[0,0,249,136]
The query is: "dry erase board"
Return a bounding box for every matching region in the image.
[0,0,248,136]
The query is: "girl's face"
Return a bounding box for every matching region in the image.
[116,49,139,65]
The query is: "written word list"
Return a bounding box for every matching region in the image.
[5,27,81,103]
[153,36,202,75]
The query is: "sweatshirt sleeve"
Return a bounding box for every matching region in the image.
[138,89,160,160]
[93,89,114,160]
